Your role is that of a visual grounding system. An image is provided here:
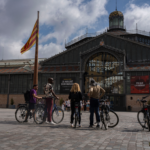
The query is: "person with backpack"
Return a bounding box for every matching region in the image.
[25,84,42,122]
[43,78,59,124]
[88,79,105,128]
[69,83,82,127]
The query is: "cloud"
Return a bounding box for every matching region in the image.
[39,0,108,44]
[0,0,108,59]
[124,2,150,32]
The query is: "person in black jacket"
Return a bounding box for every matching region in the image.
[69,83,82,127]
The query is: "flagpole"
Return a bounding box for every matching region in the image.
[33,11,39,85]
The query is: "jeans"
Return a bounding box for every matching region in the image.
[45,98,53,122]
[90,98,100,126]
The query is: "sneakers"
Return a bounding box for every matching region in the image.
[49,121,56,125]
[94,122,97,126]
[71,124,74,127]
[45,121,49,124]
[78,124,82,127]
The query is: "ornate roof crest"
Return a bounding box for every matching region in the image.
[100,39,104,46]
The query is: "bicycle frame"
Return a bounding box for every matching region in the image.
[52,100,59,116]
[137,95,150,130]
[75,102,79,114]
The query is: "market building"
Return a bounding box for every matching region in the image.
[1,9,150,111]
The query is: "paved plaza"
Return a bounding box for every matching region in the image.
[0,109,150,150]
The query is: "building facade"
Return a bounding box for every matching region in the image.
[1,10,150,111]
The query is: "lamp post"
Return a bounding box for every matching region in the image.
[6,74,10,108]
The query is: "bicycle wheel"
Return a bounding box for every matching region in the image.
[52,107,64,124]
[137,111,148,129]
[107,110,119,128]
[100,114,107,130]
[34,106,45,124]
[15,106,27,123]
[74,113,77,128]
[147,116,150,131]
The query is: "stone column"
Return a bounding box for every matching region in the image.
[123,50,126,110]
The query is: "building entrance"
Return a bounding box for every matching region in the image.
[84,52,125,111]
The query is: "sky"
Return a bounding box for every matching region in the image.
[0,0,150,60]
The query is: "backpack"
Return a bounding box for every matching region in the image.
[24,90,30,103]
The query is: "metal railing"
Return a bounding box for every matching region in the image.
[109,25,124,30]
[65,31,106,47]
[126,29,150,37]
[65,29,150,48]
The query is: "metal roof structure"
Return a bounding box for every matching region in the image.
[0,58,46,67]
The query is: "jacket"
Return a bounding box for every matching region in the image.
[69,92,82,102]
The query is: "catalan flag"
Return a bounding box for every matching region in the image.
[20,20,39,54]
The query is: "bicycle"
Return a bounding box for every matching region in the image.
[99,97,119,130]
[137,95,150,131]
[74,101,80,128]
[15,91,34,123]
[34,96,64,124]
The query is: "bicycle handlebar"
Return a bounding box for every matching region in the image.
[136,95,149,103]
[41,96,58,100]
[142,95,149,99]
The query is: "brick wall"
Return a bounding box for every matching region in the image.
[0,94,68,108]
[2,94,146,112]
[126,95,149,112]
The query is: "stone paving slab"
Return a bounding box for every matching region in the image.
[0,109,150,150]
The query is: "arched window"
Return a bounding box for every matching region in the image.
[85,52,122,76]
[85,52,124,94]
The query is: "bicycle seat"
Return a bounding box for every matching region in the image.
[99,99,105,103]
[142,96,148,99]
[141,100,147,103]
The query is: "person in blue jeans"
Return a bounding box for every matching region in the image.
[88,79,105,128]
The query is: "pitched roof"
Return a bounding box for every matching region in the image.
[0,65,80,74]
[41,31,150,66]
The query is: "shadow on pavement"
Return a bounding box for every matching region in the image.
[29,124,105,130]
[0,120,23,125]
[121,129,145,132]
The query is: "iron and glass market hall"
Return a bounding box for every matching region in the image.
[1,10,150,111]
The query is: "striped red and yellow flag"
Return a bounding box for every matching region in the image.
[20,20,39,54]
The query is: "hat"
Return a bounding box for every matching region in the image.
[90,79,97,86]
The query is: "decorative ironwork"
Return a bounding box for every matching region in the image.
[65,29,150,48]
[100,39,104,46]
[109,10,123,18]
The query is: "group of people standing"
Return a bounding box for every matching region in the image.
[25,77,106,128]
[68,80,105,128]
[63,99,71,111]
[25,78,58,125]
[62,99,90,111]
